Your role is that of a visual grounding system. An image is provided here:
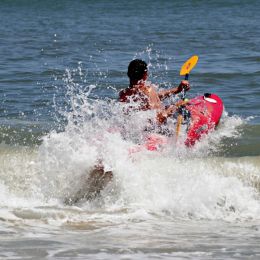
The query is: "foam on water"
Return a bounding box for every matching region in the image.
[0,75,260,226]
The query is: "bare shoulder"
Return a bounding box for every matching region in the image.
[119,88,126,96]
[142,83,157,94]
[119,87,136,102]
[119,88,128,101]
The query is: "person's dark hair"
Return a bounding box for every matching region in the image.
[127,59,148,81]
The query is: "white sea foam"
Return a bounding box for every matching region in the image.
[0,68,259,226]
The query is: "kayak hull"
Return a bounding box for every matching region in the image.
[185,93,224,146]
[143,93,224,150]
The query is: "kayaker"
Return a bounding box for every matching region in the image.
[119,59,190,124]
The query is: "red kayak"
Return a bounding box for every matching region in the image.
[142,93,224,151]
[184,93,224,146]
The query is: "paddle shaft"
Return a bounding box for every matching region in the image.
[181,73,189,100]
[176,58,195,139]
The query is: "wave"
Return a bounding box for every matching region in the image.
[216,120,260,157]
[0,115,259,224]
[0,147,259,224]
[1,67,259,226]
[0,120,52,146]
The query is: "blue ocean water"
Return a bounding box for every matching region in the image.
[0,1,260,259]
[0,0,259,153]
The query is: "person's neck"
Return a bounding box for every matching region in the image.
[129,79,145,88]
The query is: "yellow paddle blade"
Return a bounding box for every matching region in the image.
[180,55,199,76]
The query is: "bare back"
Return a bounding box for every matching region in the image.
[119,83,162,111]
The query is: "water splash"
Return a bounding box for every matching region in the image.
[0,61,259,224]
[35,65,260,220]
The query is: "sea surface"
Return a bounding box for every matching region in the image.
[0,0,260,259]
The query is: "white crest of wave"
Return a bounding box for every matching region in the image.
[0,68,259,223]
[114,156,260,220]
[32,81,260,221]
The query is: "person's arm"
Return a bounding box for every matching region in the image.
[156,105,177,124]
[156,100,189,124]
[158,80,190,100]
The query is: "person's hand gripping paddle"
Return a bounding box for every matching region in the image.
[176,56,199,140]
